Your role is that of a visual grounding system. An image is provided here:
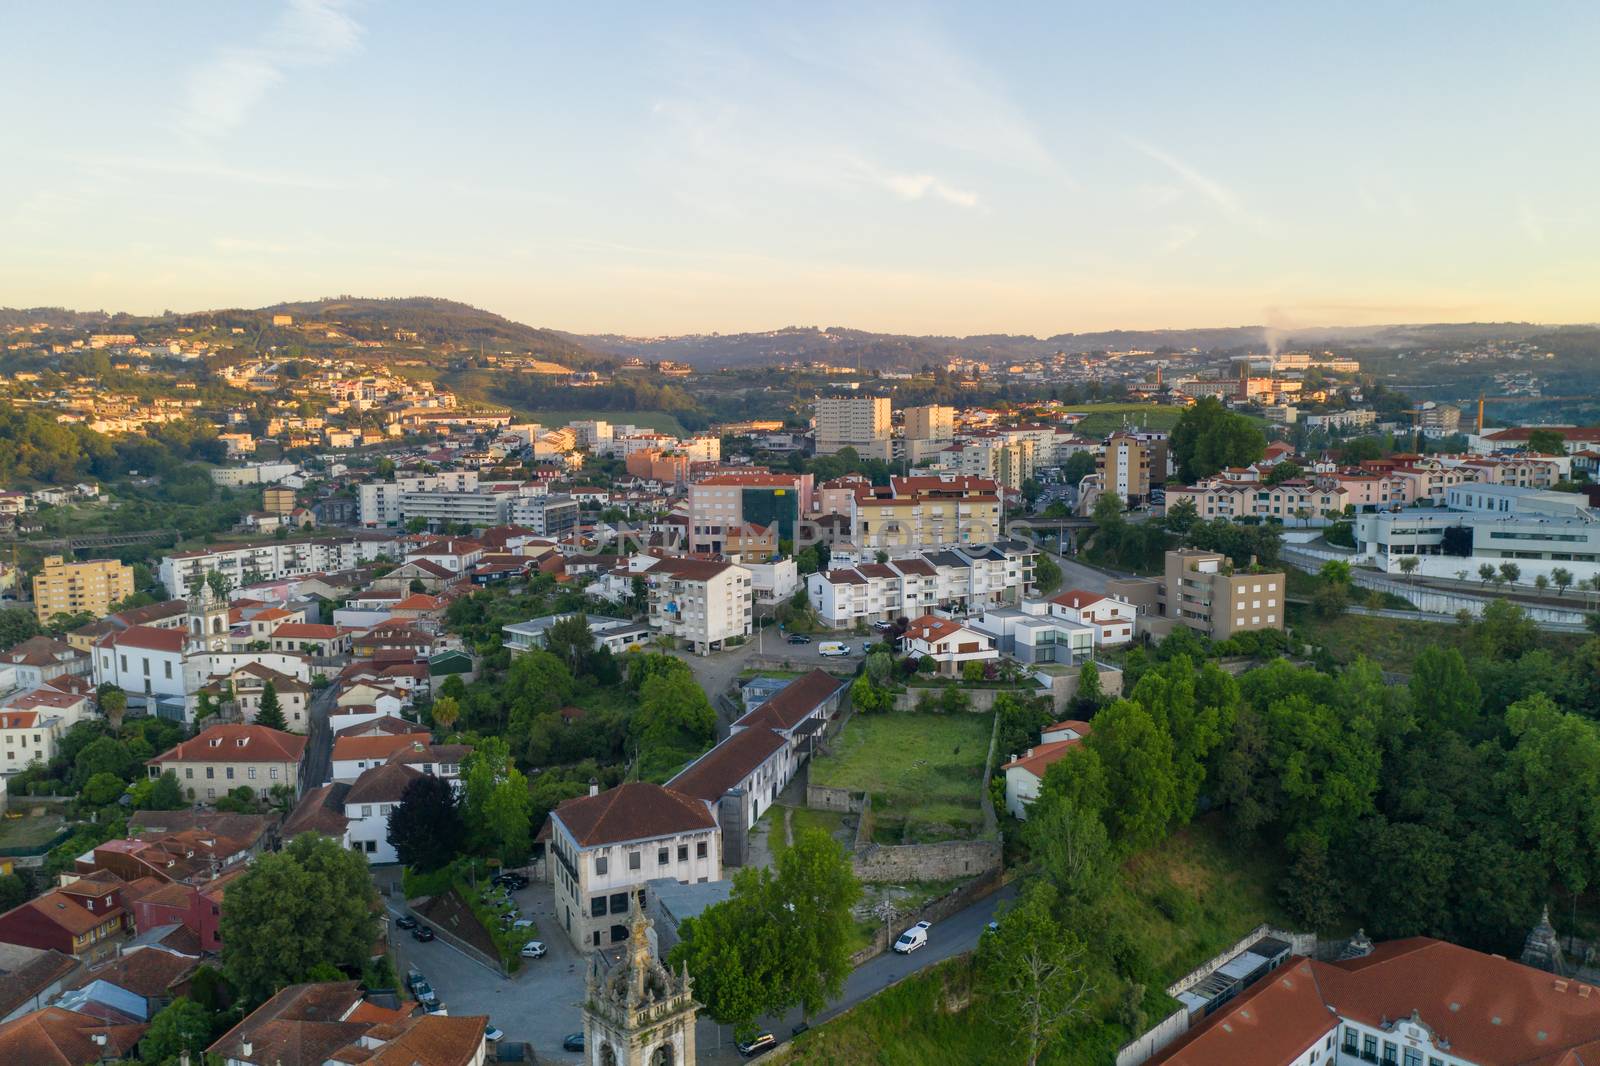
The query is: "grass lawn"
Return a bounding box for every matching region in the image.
[809,713,992,843]
[0,812,68,852]
[1066,403,1184,437]
[788,816,1309,1066]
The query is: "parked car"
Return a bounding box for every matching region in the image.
[786,634,811,645]
[860,642,875,654]
[405,968,426,992]
[494,873,529,890]
[395,914,418,930]
[413,981,437,1005]
[738,1032,777,1057]
[412,925,436,943]
[818,641,849,657]
[520,940,547,958]
[562,1033,585,1052]
[893,920,932,954]
[871,620,893,631]
[485,1025,505,1042]
[510,918,536,931]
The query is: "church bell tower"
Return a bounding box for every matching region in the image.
[581,902,698,1066]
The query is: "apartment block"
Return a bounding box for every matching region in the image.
[646,558,753,655]
[1099,433,1166,504]
[1160,549,1284,639]
[902,404,955,441]
[814,395,891,456]
[32,557,134,623]
[687,472,813,553]
[849,476,1003,551]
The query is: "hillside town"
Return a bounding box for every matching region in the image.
[0,303,1599,1066]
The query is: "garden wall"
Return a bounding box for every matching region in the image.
[804,785,864,813]
[852,838,1003,883]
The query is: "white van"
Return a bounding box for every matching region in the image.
[818,641,850,657]
[893,921,931,953]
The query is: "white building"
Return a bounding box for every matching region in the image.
[806,541,1037,627]
[646,558,752,655]
[546,782,722,951]
[1001,719,1091,819]
[1046,590,1138,646]
[814,395,892,457]
[502,613,652,657]
[901,614,999,676]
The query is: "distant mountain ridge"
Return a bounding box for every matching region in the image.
[3,298,1588,372]
[568,321,1569,369]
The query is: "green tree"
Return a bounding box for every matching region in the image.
[73,736,131,790]
[253,680,287,731]
[1033,553,1062,595]
[1552,566,1574,597]
[386,772,465,872]
[1408,645,1480,736]
[138,997,213,1066]
[97,685,128,733]
[1526,428,1566,455]
[1501,694,1600,897]
[633,669,717,778]
[1084,699,1177,852]
[768,828,862,1020]
[220,833,380,1003]
[544,613,597,675]
[139,771,187,811]
[1163,496,1199,536]
[850,674,895,714]
[1478,563,1496,586]
[1263,460,1303,485]
[461,738,535,863]
[961,659,987,683]
[668,869,780,1037]
[1074,661,1103,709]
[0,607,41,652]
[0,874,27,912]
[1025,786,1112,903]
[1499,561,1521,586]
[80,771,125,807]
[977,882,1094,1066]
[430,694,461,733]
[1169,397,1267,481]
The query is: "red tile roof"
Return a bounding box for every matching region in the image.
[271,623,341,640]
[331,733,431,763]
[1049,589,1105,610]
[1001,734,1090,778]
[149,724,307,766]
[903,615,968,644]
[102,625,187,653]
[552,782,716,846]
[668,727,788,804]
[734,670,846,732]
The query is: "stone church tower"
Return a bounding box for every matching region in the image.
[187,581,231,653]
[581,904,699,1066]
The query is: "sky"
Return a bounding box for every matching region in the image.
[2,1,1598,337]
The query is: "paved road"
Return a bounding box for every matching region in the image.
[1044,550,1124,595]
[303,681,339,789]
[699,882,1019,1064]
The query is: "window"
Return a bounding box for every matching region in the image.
[185,768,193,779]
[629,851,641,871]
[1343,1028,1359,1053]
[270,768,279,779]
[226,767,235,780]
[206,788,216,799]
[610,893,629,914]
[595,855,609,876]
[678,845,688,862]
[590,897,606,918]
[361,805,372,817]
[1382,1041,1398,1065]
[1365,1036,1378,1058]
[248,767,256,780]
[1403,1050,1421,1066]
[164,661,172,679]
[206,767,215,779]
[657,848,669,865]
[696,841,708,859]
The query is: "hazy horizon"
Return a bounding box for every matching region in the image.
[4,2,1598,335]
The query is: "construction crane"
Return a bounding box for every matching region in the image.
[1475,393,1594,434]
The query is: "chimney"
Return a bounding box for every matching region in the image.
[242,1040,253,1057]
[92,1034,107,1047]
[588,777,599,798]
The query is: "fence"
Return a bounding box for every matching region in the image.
[1280,546,1590,629]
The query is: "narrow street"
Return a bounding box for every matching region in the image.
[302,681,339,790]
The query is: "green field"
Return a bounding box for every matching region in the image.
[788,816,1307,1066]
[809,713,992,843]
[1288,606,1582,673]
[1065,403,1184,437]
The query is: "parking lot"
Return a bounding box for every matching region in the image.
[387,880,747,1062]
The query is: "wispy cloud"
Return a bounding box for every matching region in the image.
[1160,224,1200,254]
[1124,136,1273,236]
[178,0,363,138]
